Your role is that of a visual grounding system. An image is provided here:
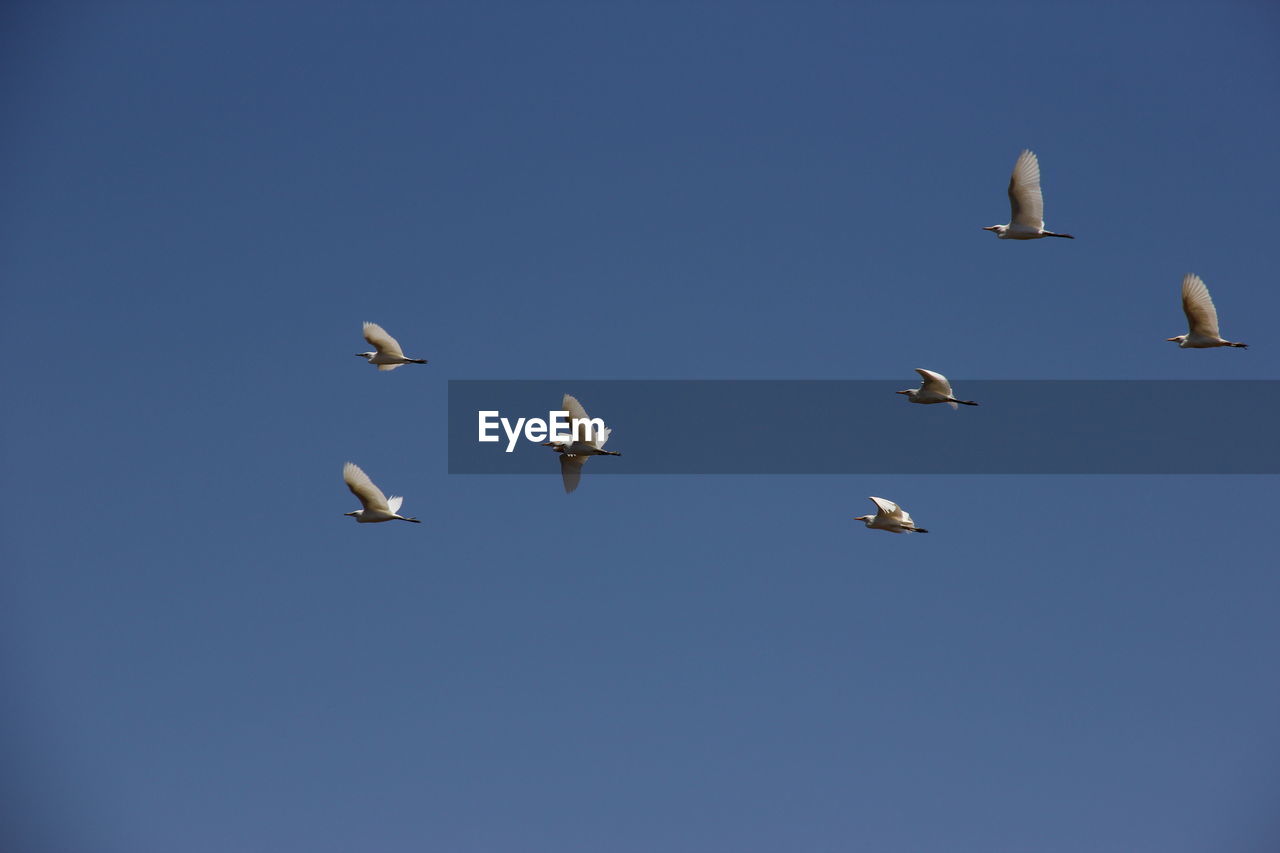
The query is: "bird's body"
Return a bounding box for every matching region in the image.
[342,462,421,523]
[541,394,621,494]
[552,440,622,457]
[854,496,928,534]
[984,150,1074,240]
[896,368,978,409]
[356,322,428,370]
[1168,274,1247,349]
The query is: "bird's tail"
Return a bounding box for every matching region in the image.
[1045,231,1075,239]
[599,450,622,456]
[957,400,979,406]
[403,517,422,523]
[1227,342,1248,348]
[911,527,929,533]
[408,358,429,364]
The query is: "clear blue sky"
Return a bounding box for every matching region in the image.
[3,3,1278,851]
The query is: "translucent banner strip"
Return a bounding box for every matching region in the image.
[448,380,1279,474]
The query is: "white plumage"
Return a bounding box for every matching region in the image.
[356,322,429,370]
[343,462,421,523]
[896,368,978,409]
[1167,274,1247,349]
[853,496,928,534]
[542,394,621,494]
[983,150,1074,240]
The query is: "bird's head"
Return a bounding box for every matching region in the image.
[344,511,359,517]
[1166,335,1186,344]
[541,441,566,452]
[355,351,374,359]
[896,389,916,398]
[853,515,872,524]
[982,225,1005,235]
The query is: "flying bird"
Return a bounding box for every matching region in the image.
[854,496,929,534]
[356,322,428,370]
[342,462,421,523]
[896,368,978,409]
[983,150,1074,239]
[542,394,621,494]
[1167,273,1248,349]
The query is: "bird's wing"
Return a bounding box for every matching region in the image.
[377,362,404,372]
[363,322,406,357]
[915,368,954,397]
[1007,149,1044,228]
[562,394,591,424]
[559,453,587,494]
[869,496,899,517]
[387,496,404,514]
[898,509,916,526]
[1181,273,1221,338]
[344,462,390,511]
[562,394,610,447]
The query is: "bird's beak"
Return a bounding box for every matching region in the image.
[895,390,909,395]
[343,511,356,516]
[982,226,999,232]
[1165,337,1179,342]
[354,353,366,357]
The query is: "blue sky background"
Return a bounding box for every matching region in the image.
[2,2,1278,851]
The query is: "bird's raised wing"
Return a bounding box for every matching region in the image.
[387,496,404,514]
[344,462,390,511]
[915,368,954,397]
[562,393,610,448]
[869,496,900,518]
[562,394,590,424]
[1181,273,1221,338]
[898,509,916,526]
[1007,150,1044,229]
[363,322,406,358]
[559,453,587,494]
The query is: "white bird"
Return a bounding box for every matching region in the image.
[541,394,621,494]
[983,150,1074,239]
[342,462,421,523]
[854,496,929,534]
[1167,273,1248,349]
[355,322,428,370]
[896,368,978,409]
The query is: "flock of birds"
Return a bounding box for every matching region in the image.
[342,150,1250,532]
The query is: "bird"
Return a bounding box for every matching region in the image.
[983,149,1074,239]
[541,394,621,494]
[342,462,421,523]
[896,368,978,409]
[1167,273,1248,349]
[854,496,929,534]
[355,322,428,370]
